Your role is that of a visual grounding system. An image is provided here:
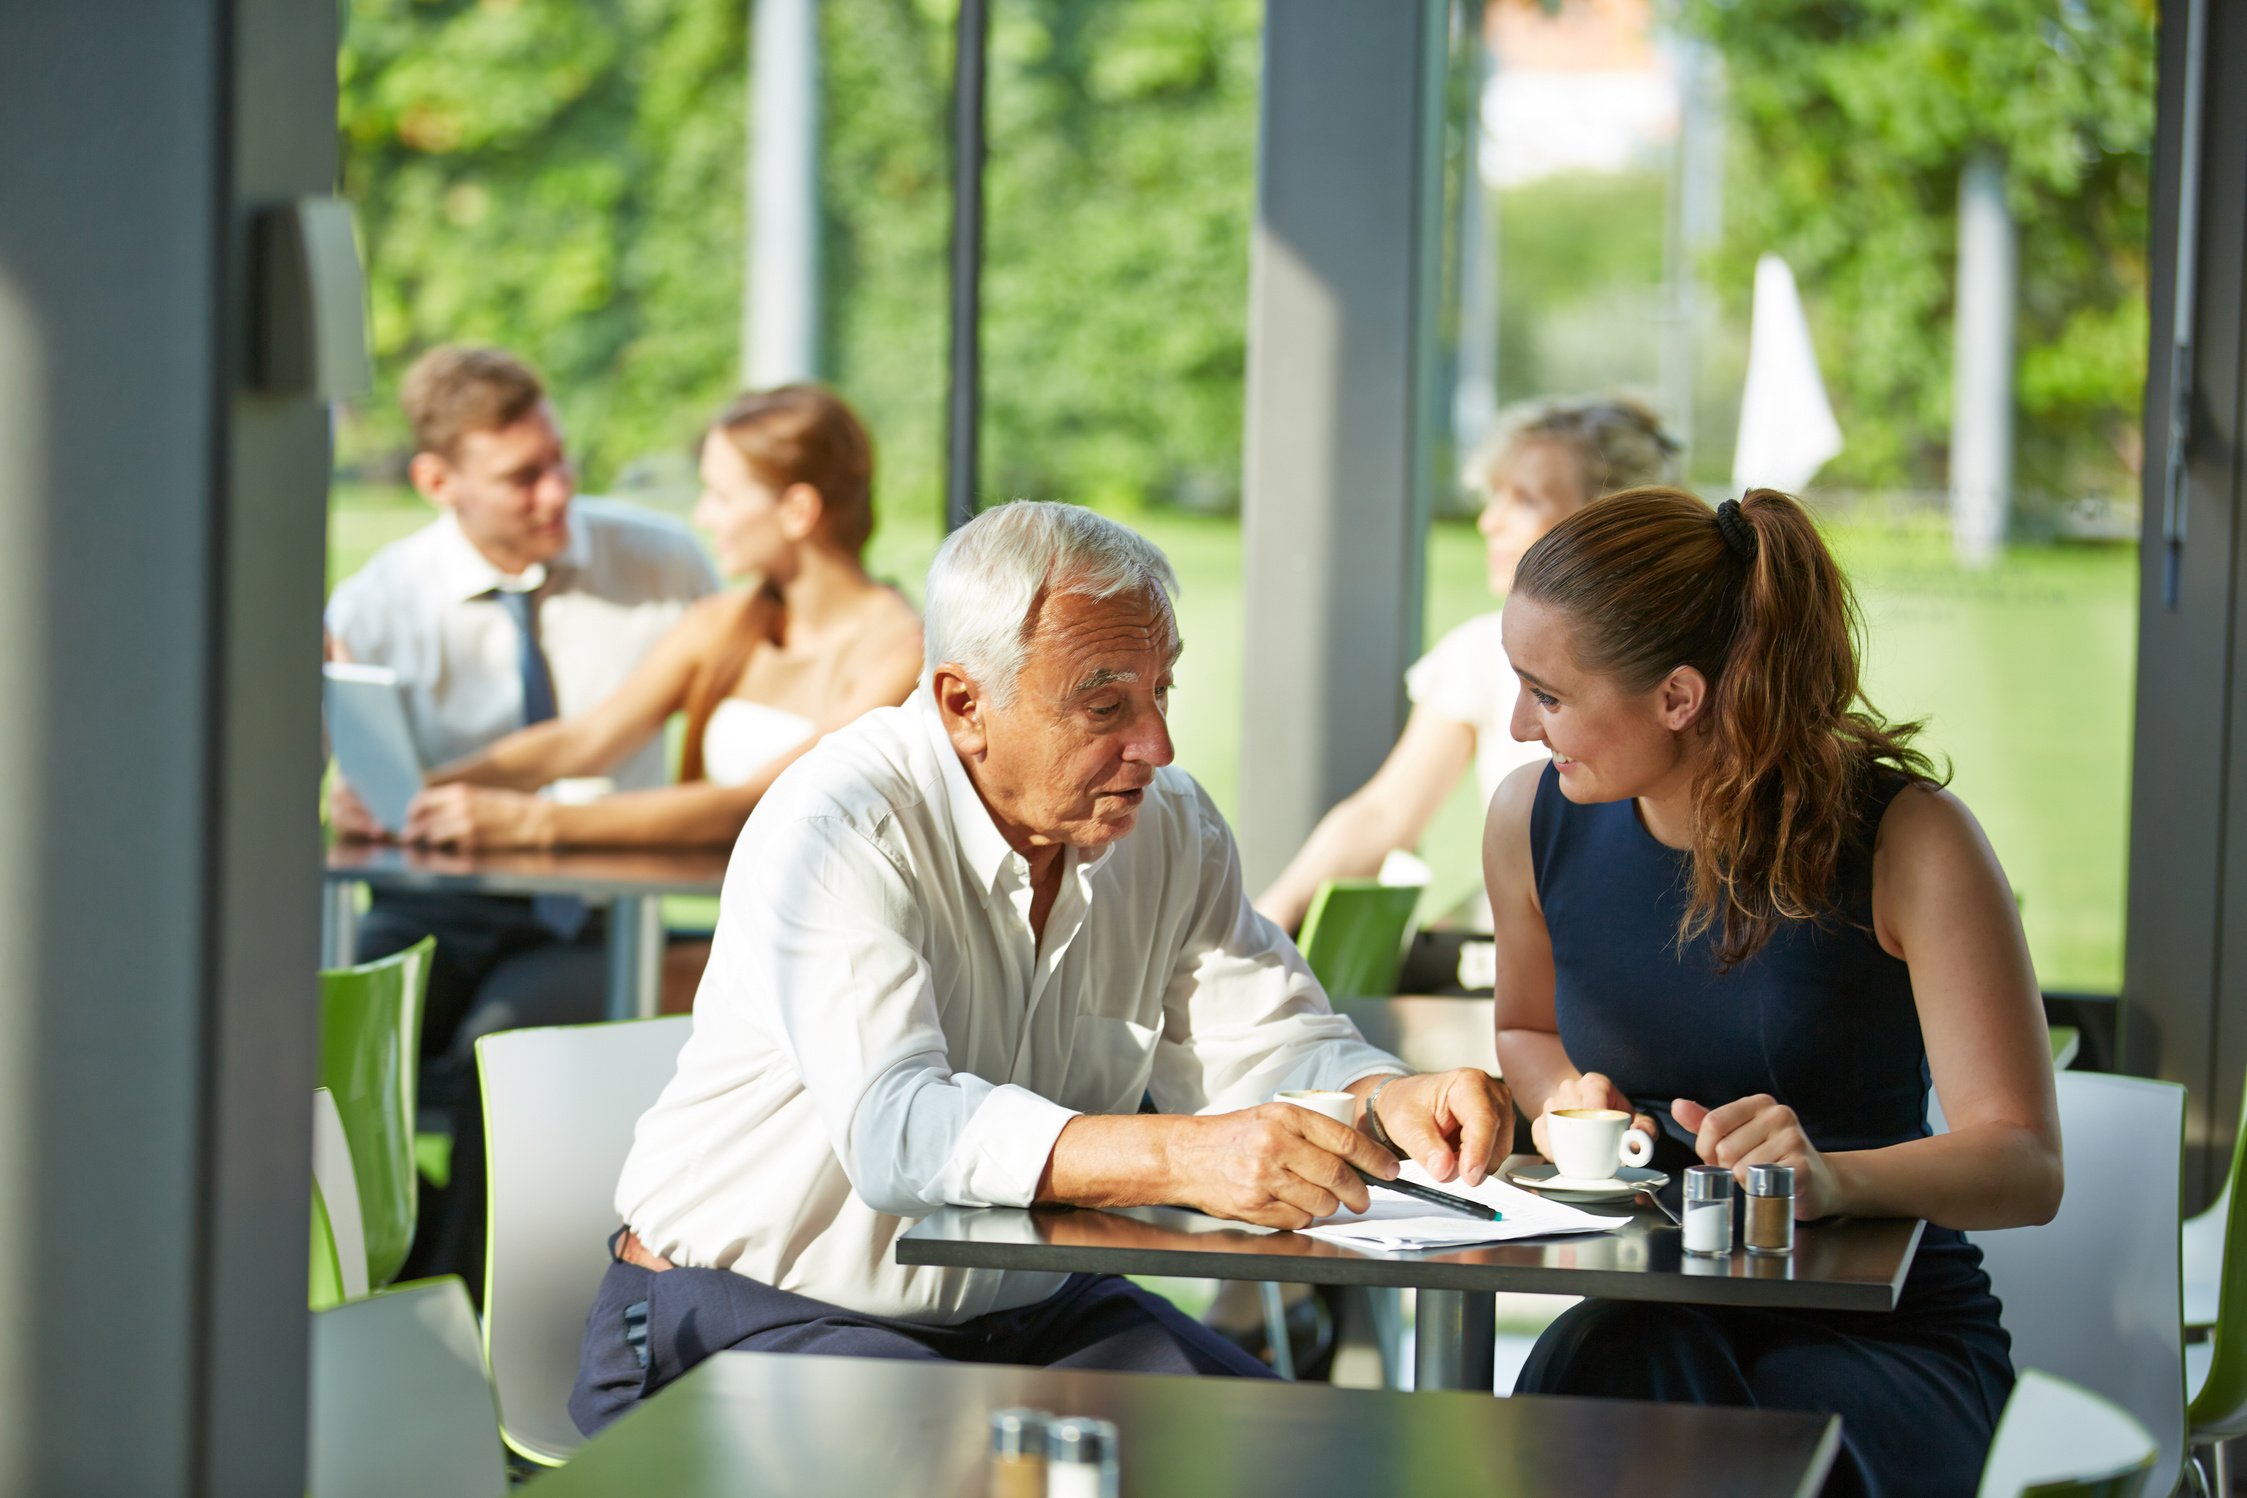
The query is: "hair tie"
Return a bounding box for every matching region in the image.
[1715,498,1758,561]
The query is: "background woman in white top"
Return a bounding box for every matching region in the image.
[1253,396,1679,932]
[406,385,922,848]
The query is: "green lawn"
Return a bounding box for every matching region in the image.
[333,485,2134,991]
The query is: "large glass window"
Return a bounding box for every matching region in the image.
[1433,0,2153,991]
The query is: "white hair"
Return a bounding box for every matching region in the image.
[922,501,1180,706]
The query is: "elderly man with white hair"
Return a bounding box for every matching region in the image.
[571,502,1512,1430]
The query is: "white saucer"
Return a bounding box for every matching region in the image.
[1504,1162,1669,1200]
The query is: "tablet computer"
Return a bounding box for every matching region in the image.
[323,662,423,833]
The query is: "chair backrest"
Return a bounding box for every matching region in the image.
[1973,1071,2185,1496]
[309,1275,508,1498]
[319,937,434,1288]
[2187,1092,2247,1441]
[312,1087,370,1308]
[1977,1368,2156,1498]
[1298,879,1425,1002]
[479,1014,691,1465]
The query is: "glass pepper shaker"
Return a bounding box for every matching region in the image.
[1681,1164,1734,1256]
[987,1409,1049,1498]
[1744,1163,1796,1256]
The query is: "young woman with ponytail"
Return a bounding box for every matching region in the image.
[1486,487,2060,1498]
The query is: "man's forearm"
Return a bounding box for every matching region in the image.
[1034,1113,1180,1208]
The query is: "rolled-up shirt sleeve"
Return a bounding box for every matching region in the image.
[1148,783,1409,1114]
[742,812,1078,1218]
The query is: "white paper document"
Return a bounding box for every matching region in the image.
[1299,1162,1628,1253]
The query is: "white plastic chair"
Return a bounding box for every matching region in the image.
[309,1275,509,1498]
[1977,1368,2158,1498]
[1973,1071,2187,1497]
[478,1014,691,1466]
[313,1087,370,1303]
[2184,1176,2228,1333]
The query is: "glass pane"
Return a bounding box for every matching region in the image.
[1435,0,2153,990]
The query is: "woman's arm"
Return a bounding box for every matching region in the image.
[424,595,733,791]
[1483,762,1652,1155]
[1675,785,2063,1229]
[405,616,925,850]
[1253,706,1476,931]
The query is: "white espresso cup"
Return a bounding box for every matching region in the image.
[1544,1107,1655,1182]
[1273,1089,1359,1129]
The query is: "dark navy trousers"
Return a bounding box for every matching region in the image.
[570,1240,1275,1436]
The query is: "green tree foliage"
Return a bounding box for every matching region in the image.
[339,0,1264,518]
[1678,0,2157,498]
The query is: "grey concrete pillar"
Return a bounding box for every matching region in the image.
[0,1,334,1489]
[1237,0,1450,888]
[745,0,822,385]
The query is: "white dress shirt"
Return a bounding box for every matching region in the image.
[1404,610,1552,812]
[616,693,1408,1324]
[325,499,717,787]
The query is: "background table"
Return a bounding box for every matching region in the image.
[898,1158,1923,1392]
[528,1350,1840,1498]
[322,842,729,1019]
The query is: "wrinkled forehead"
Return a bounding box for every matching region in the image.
[1024,583,1182,688]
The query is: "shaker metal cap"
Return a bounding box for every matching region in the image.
[1684,1164,1734,1201]
[1048,1416,1120,1464]
[1745,1163,1797,1195]
[989,1408,1049,1457]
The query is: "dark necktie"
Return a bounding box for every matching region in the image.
[495,586,587,941]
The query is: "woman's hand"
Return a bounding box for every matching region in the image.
[1673,1095,1841,1220]
[403,784,558,851]
[1531,1071,1657,1159]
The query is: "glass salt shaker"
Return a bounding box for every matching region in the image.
[1744,1163,1797,1257]
[1046,1416,1119,1498]
[1681,1164,1734,1256]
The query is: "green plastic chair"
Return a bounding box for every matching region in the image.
[1297,880,1423,1002]
[319,937,433,1288]
[311,1087,370,1310]
[2185,1097,2247,1494]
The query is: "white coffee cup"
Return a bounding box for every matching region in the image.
[1273,1089,1359,1129]
[1544,1107,1655,1182]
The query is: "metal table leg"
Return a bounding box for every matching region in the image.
[321,879,360,969]
[606,893,665,1021]
[1413,1288,1496,1392]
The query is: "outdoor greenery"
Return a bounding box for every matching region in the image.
[333,0,2149,989]
[1678,0,2158,499]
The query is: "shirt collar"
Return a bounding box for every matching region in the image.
[430,510,578,602]
[921,693,1023,894]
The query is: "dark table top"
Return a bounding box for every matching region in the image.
[526,1351,1840,1498]
[323,839,729,899]
[898,1156,1923,1313]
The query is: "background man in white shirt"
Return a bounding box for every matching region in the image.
[326,345,716,1281]
[571,502,1511,1433]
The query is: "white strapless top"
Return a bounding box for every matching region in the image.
[702,697,815,788]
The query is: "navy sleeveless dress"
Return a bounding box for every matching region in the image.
[1515,764,2013,1498]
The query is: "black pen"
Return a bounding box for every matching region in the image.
[1353,1166,1503,1222]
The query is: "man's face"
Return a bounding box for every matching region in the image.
[415,403,575,575]
[939,586,1180,857]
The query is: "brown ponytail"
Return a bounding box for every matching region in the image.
[1511,486,1942,966]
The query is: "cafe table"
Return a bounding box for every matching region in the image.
[524,1349,1841,1498]
[898,1155,1924,1394]
[322,841,729,1020]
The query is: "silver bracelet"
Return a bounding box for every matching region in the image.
[1365,1074,1411,1159]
